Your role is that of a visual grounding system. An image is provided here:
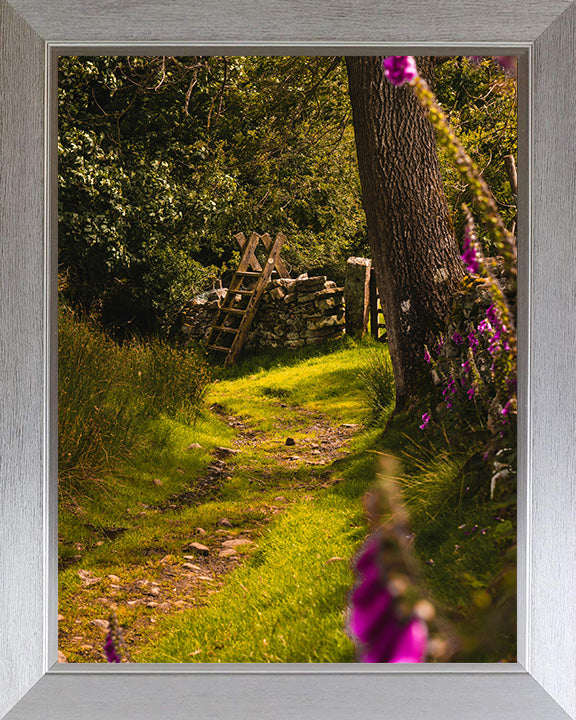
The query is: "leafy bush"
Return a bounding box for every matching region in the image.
[58,306,210,493]
[58,56,366,333]
[434,57,517,248]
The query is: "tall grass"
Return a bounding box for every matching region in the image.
[357,344,395,425]
[58,306,210,494]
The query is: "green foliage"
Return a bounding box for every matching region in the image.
[433,57,517,249]
[58,56,366,332]
[58,304,210,494]
[375,409,516,660]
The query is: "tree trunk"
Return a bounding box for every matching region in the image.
[346,56,465,409]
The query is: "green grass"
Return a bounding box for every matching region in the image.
[209,338,391,426]
[368,409,517,661]
[59,328,514,664]
[59,335,391,662]
[136,497,363,663]
[59,306,210,497]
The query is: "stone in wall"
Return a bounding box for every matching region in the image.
[179,276,345,351]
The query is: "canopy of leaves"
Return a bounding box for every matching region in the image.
[433,57,517,250]
[58,56,366,334]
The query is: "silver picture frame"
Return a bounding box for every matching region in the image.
[1,1,575,717]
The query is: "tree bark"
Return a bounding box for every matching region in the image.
[346,56,465,409]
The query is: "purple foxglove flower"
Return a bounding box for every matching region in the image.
[467,387,476,400]
[452,332,464,345]
[468,331,478,350]
[383,56,418,86]
[461,246,480,274]
[424,348,432,363]
[478,318,493,335]
[461,219,482,274]
[501,399,513,418]
[104,632,121,663]
[419,412,430,430]
[349,537,428,663]
[495,56,517,75]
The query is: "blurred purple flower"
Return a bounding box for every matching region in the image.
[424,348,432,363]
[467,56,516,76]
[461,242,481,274]
[349,537,427,663]
[104,632,121,663]
[419,412,430,430]
[383,56,418,86]
[452,332,464,346]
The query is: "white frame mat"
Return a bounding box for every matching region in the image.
[1,1,575,718]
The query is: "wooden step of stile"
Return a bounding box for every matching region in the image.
[205,232,261,350]
[206,232,286,365]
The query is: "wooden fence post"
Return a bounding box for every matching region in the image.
[344,257,371,337]
[369,267,379,339]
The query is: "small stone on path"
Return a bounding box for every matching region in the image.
[285,437,296,446]
[77,569,102,587]
[195,527,207,536]
[342,423,358,429]
[218,518,232,527]
[182,558,202,568]
[222,538,253,549]
[214,447,239,457]
[182,562,200,570]
[152,478,163,486]
[187,442,202,450]
[188,542,210,555]
[219,548,238,558]
[89,619,110,633]
[107,574,120,582]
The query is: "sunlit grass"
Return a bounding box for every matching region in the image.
[136,497,363,663]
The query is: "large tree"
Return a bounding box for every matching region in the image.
[346,56,465,409]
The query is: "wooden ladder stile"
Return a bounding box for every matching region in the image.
[206,232,287,365]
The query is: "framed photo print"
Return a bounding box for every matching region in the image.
[1,1,575,718]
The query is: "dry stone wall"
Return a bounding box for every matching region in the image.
[180,275,345,350]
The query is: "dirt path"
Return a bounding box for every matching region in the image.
[58,402,359,663]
